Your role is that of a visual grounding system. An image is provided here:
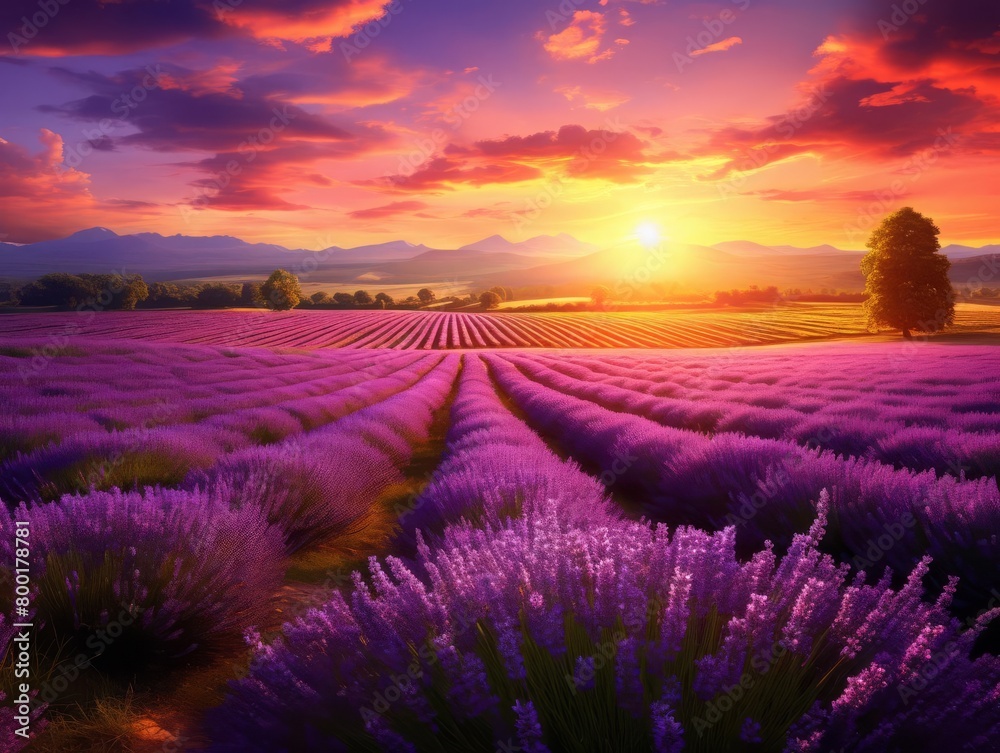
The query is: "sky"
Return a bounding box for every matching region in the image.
[0,0,997,250]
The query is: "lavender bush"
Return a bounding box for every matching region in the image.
[207,498,1000,752]
[1,487,285,665]
[397,356,615,546]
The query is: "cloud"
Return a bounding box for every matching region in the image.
[0,0,394,57]
[41,64,378,154]
[538,11,619,64]
[239,55,422,108]
[0,129,96,242]
[556,85,631,111]
[368,123,675,191]
[690,36,742,57]
[37,62,400,212]
[689,2,1000,185]
[359,156,543,193]
[348,200,429,219]
[461,203,516,220]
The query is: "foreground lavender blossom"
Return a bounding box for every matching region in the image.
[1,487,285,663]
[207,497,1000,752]
[397,356,615,547]
[189,356,458,552]
[487,355,1000,614]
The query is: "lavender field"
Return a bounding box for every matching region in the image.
[0,327,998,753]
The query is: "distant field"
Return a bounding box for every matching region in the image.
[2,302,999,350]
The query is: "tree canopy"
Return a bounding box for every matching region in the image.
[479,290,501,310]
[861,207,954,338]
[260,269,302,311]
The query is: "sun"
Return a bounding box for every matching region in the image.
[635,222,661,248]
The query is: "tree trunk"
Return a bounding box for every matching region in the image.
[902,328,912,339]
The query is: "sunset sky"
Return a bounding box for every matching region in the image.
[0,0,997,250]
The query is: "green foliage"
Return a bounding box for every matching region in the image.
[479,290,501,309]
[241,282,264,307]
[17,273,148,310]
[144,282,198,308]
[195,284,242,309]
[261,269,302,311]
[861,207,954,338]
[332,292,355,306]
[310,291,332,305]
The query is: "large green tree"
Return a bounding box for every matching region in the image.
[861,207,954,339]
[260,269,302,311]
[479,290,501,310]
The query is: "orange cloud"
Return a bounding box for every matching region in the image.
[220,0,396,51]
[348,200,429,219]
[0,130,97,242]
[690,36,743,57]
[556,85,631,111]
[539,11,617,64]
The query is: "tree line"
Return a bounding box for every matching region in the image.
[0,270,518,312]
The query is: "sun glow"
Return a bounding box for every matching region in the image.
[635,222,661,248]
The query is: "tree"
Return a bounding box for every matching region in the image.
[310,292,332,305]
[354,290,373,306]
[196,284,242,309]
[590,285,612,307]
[374,292,394,308]
[332,292,355,306]
[19,273,94,308]
[861,207,954,339]
[488,286,507,302]
[479,290,501,310]
[417,288,435,304]
[261,269,302,311]
[119,274,149,310]
[242,282,264,307]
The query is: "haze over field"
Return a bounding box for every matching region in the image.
[2,227,997,296]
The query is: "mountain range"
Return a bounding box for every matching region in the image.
[1,228,995,293]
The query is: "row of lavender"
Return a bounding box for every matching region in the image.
[0,342,437,501]
[0,348,463,748]
[208,351,1000,751]
[524,345,1000,479]
[485,353,1000,614]
[2,342,999,750]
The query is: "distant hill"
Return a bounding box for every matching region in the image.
[319,240,432,263]
[460,233,597,257]
[481,241,867,292]
[713,241,862,257]
[0,229,430,281]
[1,228,994,292]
